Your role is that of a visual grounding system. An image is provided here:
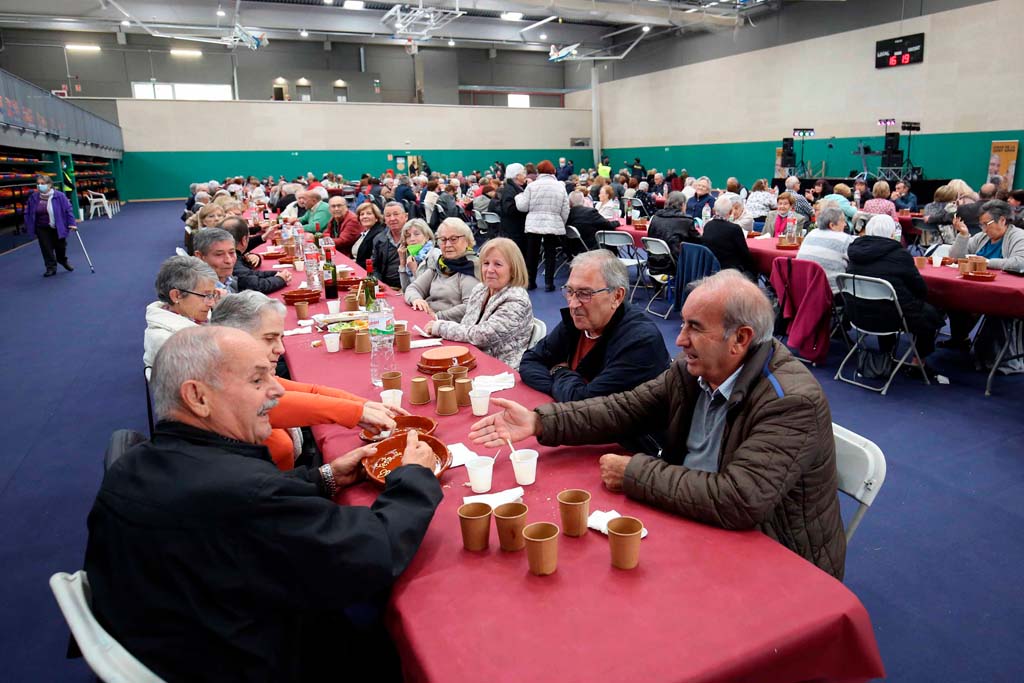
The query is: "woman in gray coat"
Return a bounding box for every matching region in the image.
[515,159,569,291]
[404,218,480,321]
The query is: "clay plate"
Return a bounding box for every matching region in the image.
[962,271,997,282]
[362,432,451,485]
[359,415,438,442]
[418,345,476,373]
[776,240,800,250]
[336,277,363,291]
[261,250,286,260]
[282,289,322,304]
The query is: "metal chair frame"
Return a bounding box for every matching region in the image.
[596,230,645,302]
[640,236,675,319]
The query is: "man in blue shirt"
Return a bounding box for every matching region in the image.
[892,181,919,212]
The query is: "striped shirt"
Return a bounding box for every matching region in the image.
[796,229,855,293]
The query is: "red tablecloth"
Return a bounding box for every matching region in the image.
[615,217,648,248]
[746,237,1024,318]
[655,195,666,208]
[259,249,884,683]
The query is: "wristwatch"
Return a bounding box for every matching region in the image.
[318,464,338,498]
[549,364,569,377]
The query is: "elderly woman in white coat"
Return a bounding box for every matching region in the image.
[143,255,219,370]
[425,238,534,369]
[515,159,569,291]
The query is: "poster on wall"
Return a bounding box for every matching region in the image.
[987,140,1018,190]
[773,147,786,179]
[395,156,407,172]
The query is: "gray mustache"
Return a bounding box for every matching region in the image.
[257,399,279,416]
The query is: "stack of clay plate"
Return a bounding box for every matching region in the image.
[282,289,321,305]
[417,345,476,374]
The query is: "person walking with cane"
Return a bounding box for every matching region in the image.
[25,173,78,277]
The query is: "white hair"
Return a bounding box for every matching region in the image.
[865,214,897,238]
[211,290,286,333]
[150,327,226,420]
[155,255,217,305]
[785,176,801,190]
[713,195,733,218]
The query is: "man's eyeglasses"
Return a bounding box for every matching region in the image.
[180,289,218,302]
[437,236,464,245]
[561,285,612,303]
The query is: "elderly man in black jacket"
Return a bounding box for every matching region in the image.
[222,217,292,294]
[647,191,700,275]
[566,190,618,251]
[520,250,669,452]
[84,326,442,682]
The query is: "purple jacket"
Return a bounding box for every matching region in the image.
[25,191,77,238]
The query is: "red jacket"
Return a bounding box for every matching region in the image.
[326,211,363,257]
[770,257,833,365]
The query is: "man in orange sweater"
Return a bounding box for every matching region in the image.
[211,291,403,469]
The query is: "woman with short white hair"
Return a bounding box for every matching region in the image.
[144,256,219,369]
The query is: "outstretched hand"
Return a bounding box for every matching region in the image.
[468,398,539,449]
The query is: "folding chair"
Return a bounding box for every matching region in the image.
[833,273,930,395]
[481,211,501,237]
[673,243,720,310]
[528,318,547,350]
[105,429,146,471]
[924,243,951,258]
[769,257,848,365]
[143,367,155,436]
[640,237,675,319]
[631,196,649,218]
[833,423,887,543]
[596,230,645,302]
[554,225,588,279]
[86,191,113,220]
[49,571,167,683]
[851,211,872,234]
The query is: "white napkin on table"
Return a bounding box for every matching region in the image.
[463,486,525,507]
[272,263,294,269]
[413,324,432,337]
[296,319,315,327]
[447,443,480,468]
[588,509,649,539]
[283,326,313,336]
[409,338,443,349]
[472,372,516,393]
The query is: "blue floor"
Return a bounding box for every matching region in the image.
[2,200,1023,681]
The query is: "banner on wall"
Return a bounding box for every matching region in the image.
[987,140,1018,190]
[773,147,786,179]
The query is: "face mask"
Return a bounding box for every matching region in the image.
[38,184,50,192]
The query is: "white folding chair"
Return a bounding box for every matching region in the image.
[833,274,930,395]
[924,243,951,258]
[851,211,872,234]
[631,196,649,217]
[528,318,547,350]
[174,247,188,257]
[832,423,887,543]
[596,230,645,302]
[640,236,675,319]
[481,211,501,236]
[553,225,588,279]
[49,571,167,683]
[87,191,113,220]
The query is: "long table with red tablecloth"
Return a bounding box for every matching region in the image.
[255,245,884,683]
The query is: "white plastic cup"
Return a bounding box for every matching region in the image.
[323,333,340,353]
[511,449,539,486]
[465,457,494,493]
[380,389,403,408]
[932,254,943,268]
[469,389,491,417]
[327,300,341,314]
[295,259,306,272]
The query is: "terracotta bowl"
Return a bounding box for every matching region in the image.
[418,345,476,374]
[261,250,286,260]
[359,415,438,442]
[336,277,363,291]
[362,432,451,485]
[963,271,997,282]
[282,289,322,305]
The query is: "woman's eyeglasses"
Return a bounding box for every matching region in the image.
[180,289,218,302]
[437,236,464,245]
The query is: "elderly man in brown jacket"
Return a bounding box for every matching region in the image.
[471,270,846,579]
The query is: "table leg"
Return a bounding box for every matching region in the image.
[985,318,1023,396]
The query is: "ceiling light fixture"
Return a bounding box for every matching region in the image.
[342,0,365,8]
[65,44,101,52]
[685,8,698,13]
[296,77,310,85]
[324,0,334,5]
[216,8,226,18]
[500,12,524,21]
[170,48,203,57]
[642,25,651,32]
[448,38,455,46]
[120,19,130,26]
[539,33,547,40]
[274,77,287,84]
[299,29,309,37]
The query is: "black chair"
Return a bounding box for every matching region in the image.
[144,368,154,437]
[104,429,147,471]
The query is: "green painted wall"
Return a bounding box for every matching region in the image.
[605,130,1023,191]
[117,148,594,200]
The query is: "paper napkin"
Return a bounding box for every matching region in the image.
[463,486,525,507]
[447,443,480,468]
[409,338,443,349]
[472,372,516,392]
[283,326,313,337]
[587,509,649,539]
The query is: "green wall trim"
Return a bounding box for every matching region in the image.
[604,130,1023,191]
[117,149,594,200]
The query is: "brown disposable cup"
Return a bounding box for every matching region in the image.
[558,489,591,537]
[394,321,408,333]
[294,301,309,319]
[395,330,411,352]
[968,255,987,272]
[339,328,356,349]
[607,516,644,570]
[357,291,366,307]
[431,372,453,393]
[449,365,469,380]
[458,502,492,552]
[958,260,972,275]
[914,256,928,269]
[523,522,560,575]
[409,377,431,405]
[344,295,358,312]
[382,371,402,391]
[436,386,457,416]
[494,502,528,552]
[354,331,371,353]
[455,378,473,407]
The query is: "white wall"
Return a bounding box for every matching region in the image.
[572,0,1023,147]
[115,99,591,152]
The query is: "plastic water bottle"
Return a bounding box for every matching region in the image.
[303,239,322,291]
[854,189,861,208]
[786,215,798,242]
[892,222,902,245]
[368,298,395,387]
[701,203,712,224]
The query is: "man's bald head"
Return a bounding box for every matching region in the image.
[690,270,775,344]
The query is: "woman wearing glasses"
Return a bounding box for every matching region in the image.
[404,218,480,321]
[143,255,220,369]
[425,238,534,369]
